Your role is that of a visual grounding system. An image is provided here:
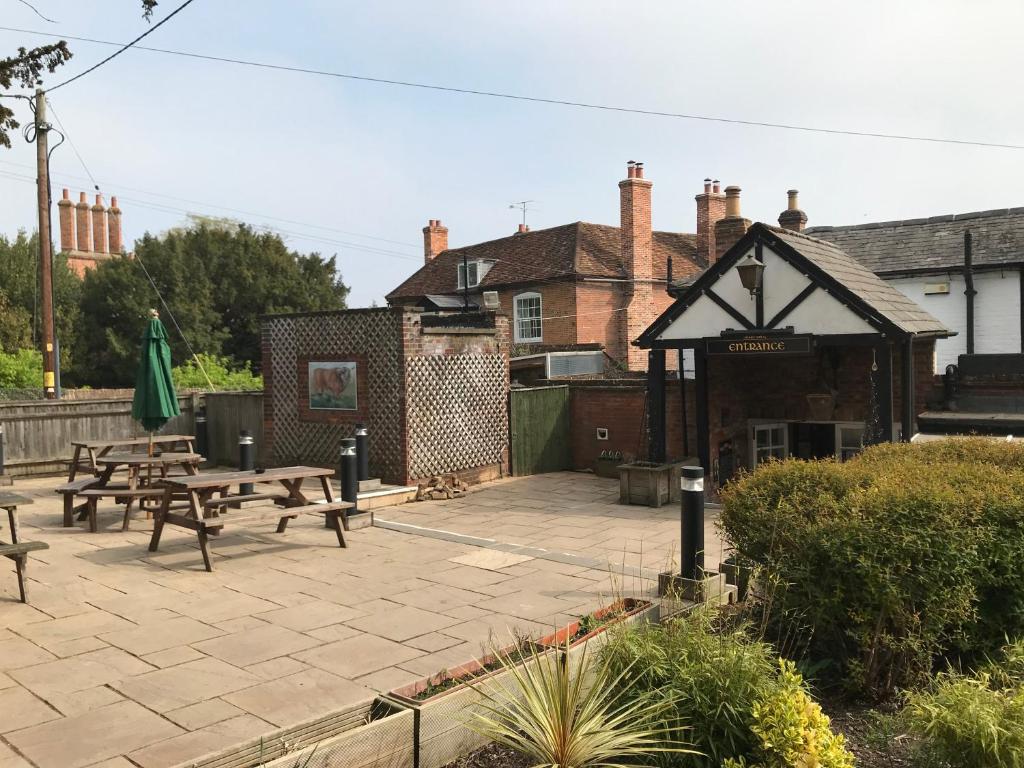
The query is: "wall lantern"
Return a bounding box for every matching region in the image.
[736,254,765,299]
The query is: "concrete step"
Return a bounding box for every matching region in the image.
[356,484,417,511]
[357,478,381,493]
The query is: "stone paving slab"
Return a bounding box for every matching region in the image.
[0,471,725,767]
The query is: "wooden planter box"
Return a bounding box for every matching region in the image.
[173,697,413,768]
[618,461,686,507]
[386,643,543,768]
[536,598,657,675]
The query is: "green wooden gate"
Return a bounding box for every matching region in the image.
[510,386,571,476]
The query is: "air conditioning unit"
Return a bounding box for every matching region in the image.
[482,291,500,310]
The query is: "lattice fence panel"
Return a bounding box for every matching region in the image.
[266,312,405,480]
[406,354,508,480]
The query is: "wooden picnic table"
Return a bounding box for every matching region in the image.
[148,466,352,572]
[0,492,48,604]
[80,453,203,532]
[68,435,196,481]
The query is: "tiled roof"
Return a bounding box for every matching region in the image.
[806,207,1024,275]
[768,225,951,336]
[386,222,701,300]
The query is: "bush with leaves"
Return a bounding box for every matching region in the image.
[720,440,1024,699]
[598,608,845,767]
[724,660,854,768]
[171,354,262,391]
[0,348,42,389]
[906,640,1024,768]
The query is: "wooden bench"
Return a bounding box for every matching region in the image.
[201,502,350,544]
[1,541,49,604]
[78,488,189,533]
[55,477,101,527]
[0,492,47,604]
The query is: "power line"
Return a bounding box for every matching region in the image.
[44,97,100,191]
[44,0,199,93]
[3,25,1023,150]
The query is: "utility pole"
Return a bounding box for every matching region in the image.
[34,88,57,399]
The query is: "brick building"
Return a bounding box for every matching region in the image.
[637,195,951,492]
[56,188,124,277]
[387,163,727,372]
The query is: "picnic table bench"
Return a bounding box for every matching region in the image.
[68,435,196,481]
[149,466,352,572]
[56,452,202,531]
[0,492,48,604]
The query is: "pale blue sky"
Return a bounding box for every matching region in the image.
[1,0,1023,306]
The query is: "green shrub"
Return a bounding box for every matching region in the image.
[0,348,43,389]
[724,660,854,768]
[720,440,1024,699]
[600,608,844,767]
[171,353,262,391]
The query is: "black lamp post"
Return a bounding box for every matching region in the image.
[736,254,765,299]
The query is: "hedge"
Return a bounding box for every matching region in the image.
[720,439,1024,699]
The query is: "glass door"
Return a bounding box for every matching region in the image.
[752,423,788,466]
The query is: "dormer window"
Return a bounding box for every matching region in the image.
[457,260,493,289]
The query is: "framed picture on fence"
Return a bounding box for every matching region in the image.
[308,361,358,410]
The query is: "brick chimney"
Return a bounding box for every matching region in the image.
[695,178,726,265]
[57,188,75,252]
[422,219,448,264]
[778,189,808,232]
[108,196,123,253]
[91,194,108,254]
[714,186,751,261]
[75,192,91,253]
[620,161,654,371]
[515,223,530,234]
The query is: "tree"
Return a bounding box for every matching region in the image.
[76,221,349,386]
[1,2,157,148]
[0,230,81,365]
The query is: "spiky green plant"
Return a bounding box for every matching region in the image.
[466,638,696,768]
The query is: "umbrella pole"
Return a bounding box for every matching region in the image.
[147,432,154,517]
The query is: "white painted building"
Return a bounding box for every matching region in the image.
[808,208,1024,372]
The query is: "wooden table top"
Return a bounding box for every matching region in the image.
[97,452,203,467]
[72,435,195,450]
[160,466,333,490]
[0,492,33,507]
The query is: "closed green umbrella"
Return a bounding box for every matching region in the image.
[132,310,180,444]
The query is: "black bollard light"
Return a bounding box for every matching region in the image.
[195,406,208,467]
[355,424,369,482]
[239,429,255,495]
[680,466,705,580]
[339,438,358,505]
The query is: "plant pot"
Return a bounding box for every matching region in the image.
[618,461,690,507]
[386,642,542,768]
[182,697,413,768]
[535,598,657,677]
[806,393,836,421]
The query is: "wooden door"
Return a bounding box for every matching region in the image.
[510,386,570,476]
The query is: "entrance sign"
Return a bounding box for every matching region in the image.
[706,334,812,356]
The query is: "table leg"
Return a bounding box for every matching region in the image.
[7,507,19,546]
[68,447,81,481]
[122,466,139,532]
[197,527,213,572]
[148,489,172,552]
[320,475,349,531]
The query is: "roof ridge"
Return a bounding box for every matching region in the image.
[441,221,582,255]
[806,206,1024,233]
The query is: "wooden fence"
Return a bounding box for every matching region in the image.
[204,392,266,467]
[0,394,199,476]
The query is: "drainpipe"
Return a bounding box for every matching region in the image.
[964,229,976,355]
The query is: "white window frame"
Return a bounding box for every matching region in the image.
[457,261,480,289]
[514,291,543,343]
[750,422,788,466]
[836,422,865,462]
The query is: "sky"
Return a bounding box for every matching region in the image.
[1,0,1023,307]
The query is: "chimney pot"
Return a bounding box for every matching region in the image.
[108,194,123,253]
[712,180,721,194]
[703,178,712,194]
[724,186,742,218]
[787,189,799,210]
[62,188,69,200]
[79,192,87,203]
[517,223,530,234]
[778,189,808,232]
[91,194,108,254]
[75,191,92,252]
[57,187,75,252]
[635,162,644,179]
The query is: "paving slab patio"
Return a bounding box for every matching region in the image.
[0,471,725,767]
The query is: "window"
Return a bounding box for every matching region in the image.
[457,261,479,289]
[837,424,864,461]
[514,292,542,342]
[753,423,787,465]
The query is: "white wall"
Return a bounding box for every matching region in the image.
[886,270,1022,371]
